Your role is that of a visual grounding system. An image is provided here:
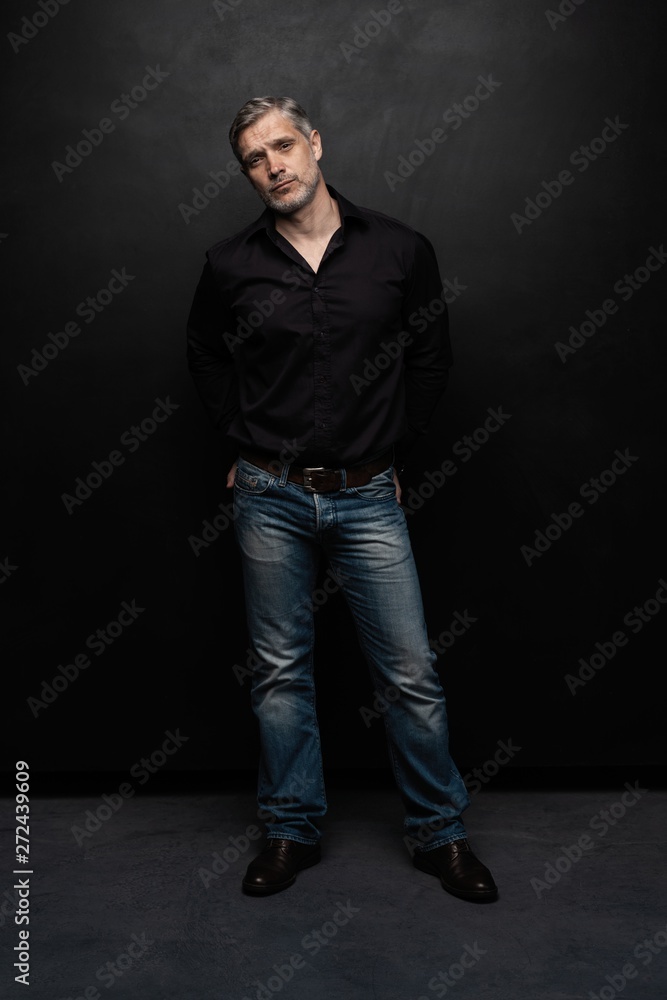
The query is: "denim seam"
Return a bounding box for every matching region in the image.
[416,832,467,853]
[264,833,320,846]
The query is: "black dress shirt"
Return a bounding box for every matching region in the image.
[186,184,452,470]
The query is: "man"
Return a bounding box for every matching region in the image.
[186,96,497,902]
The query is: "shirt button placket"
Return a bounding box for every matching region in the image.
[312,281,331,454]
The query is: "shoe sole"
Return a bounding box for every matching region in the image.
[413,855,499,903]
[242,852,321,896]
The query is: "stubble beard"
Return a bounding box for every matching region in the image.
[259,154,322,214]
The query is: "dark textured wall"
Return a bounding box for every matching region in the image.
[4,0,665,775]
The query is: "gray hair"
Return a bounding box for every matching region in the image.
[229,96,314,165]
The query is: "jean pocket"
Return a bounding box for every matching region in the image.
[349,465,397,501]
[234,459,275,495]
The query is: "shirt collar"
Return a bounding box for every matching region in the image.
[244,184,369,243]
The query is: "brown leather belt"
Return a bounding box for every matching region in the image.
[239,448,393,493]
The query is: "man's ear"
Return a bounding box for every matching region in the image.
[310,129,323,162]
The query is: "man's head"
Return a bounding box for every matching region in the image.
[229,97,324,214]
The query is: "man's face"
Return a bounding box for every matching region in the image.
[237,110,323,214]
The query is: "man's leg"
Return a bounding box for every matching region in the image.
[322,469,470,848]
[233,458,326,846]
[322,464,497,900]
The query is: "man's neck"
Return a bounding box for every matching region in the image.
[274,180,340,244]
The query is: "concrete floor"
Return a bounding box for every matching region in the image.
[1,782,666,1000]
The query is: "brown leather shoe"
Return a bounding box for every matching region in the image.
[413,838,498,902]
[242,839,321,896]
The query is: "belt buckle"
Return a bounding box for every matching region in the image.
[302,466,327,492]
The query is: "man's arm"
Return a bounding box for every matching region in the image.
[396,231,453,473]
[186,259,240,478]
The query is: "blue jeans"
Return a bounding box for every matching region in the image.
[232,456,470,851]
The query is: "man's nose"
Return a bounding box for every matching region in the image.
[266,154,285,176]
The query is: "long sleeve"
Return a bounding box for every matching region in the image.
[395,231,453,470]
[186,259,240,442]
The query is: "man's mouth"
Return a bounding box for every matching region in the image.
[272,179,295,192]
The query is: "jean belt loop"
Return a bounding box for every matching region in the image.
[278,462,290,487]
[339,466,347,491]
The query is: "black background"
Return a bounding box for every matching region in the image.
[3,0,666,778]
